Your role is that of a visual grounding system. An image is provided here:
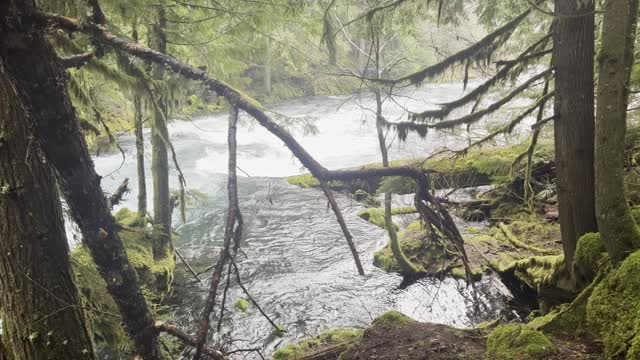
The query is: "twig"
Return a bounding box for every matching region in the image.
[229,258,281,332]
[175,249,203,283]
[155,322,226,360]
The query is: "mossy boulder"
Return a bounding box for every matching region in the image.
[234,298,249,312]
[272,329,363,360]
[373,225,454,275]
[485,324,555,359]
[586,250,640,358]
[573,233,606,284]
[371,311,416,328]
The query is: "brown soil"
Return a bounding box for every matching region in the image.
[342,322,602,360]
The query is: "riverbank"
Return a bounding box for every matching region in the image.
[279,132,640,359]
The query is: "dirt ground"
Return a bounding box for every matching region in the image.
[344,322,602,360]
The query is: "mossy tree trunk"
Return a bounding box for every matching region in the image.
[149,7,172,260]
[552,0,598,267]
[132,23,147,217]
[595,0,640,264]
[264,37,272,96]
[375,89,420,275]
[0,61,96,359]
[0,2,164,358]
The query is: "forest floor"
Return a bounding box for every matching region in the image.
[347,321,602,360]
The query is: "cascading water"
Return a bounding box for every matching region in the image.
[92,80,517,359]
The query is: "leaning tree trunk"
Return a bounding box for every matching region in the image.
[552,0,597,267]
[148,7,172,260]
[0,60,96,360]
[595,0,640,264]
[0,2,163,358]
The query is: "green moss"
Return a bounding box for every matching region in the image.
[631,205,640,223]
[114,208,146,227]
[587,250,640,358]
[285,174,344,190]
[286,174,320,188]
[529,301,589,338]
[357,207,416,230]
[234,298,249,312]
[573,233,606,283]
[505,255,566,292]
[485,324,555,359]
[371,311,416,328]
[272,329,363,360]
[372,232,426,272]
[70,225,175,354]
[451,266,483,281]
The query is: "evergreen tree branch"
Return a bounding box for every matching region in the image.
[368,5,536,85]
[383,68,553,140]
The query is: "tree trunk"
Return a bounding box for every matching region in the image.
[264,37,272,96]
[595,0,640,264]
[134,94,147,216]
[0,2,163,358]
[132,22,147,217]
[149,7,172,260]
[375,90,420,275]
[0,60,96,360]
[552,0,597,267]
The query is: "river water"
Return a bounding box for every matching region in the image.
[92,80,518,359]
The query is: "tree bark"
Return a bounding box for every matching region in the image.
[148,7,172,260]
[552,0,597,267]
[134,94,148,216]
[132,22,147,217]
[0,2,163,359]
[0,60,96,360]
[595,0,640,264]
[264,37,272,96]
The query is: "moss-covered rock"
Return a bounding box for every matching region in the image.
[586,250,640,358]
[234,298,249,312]
[356,207,416,229]
[573,233,606,284]
[373,225,453,275]
[272,329,363,360]
[485,324,555,359]
[371,311,416,328]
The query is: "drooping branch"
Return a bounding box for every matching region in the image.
[384,68,553,140]
[458,91,555,153]
[368,6,535,85]
[320,183,365,275]
[410,34,552,122]
[59,51,95,68]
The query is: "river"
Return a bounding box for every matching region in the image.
[92,80,518,359]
